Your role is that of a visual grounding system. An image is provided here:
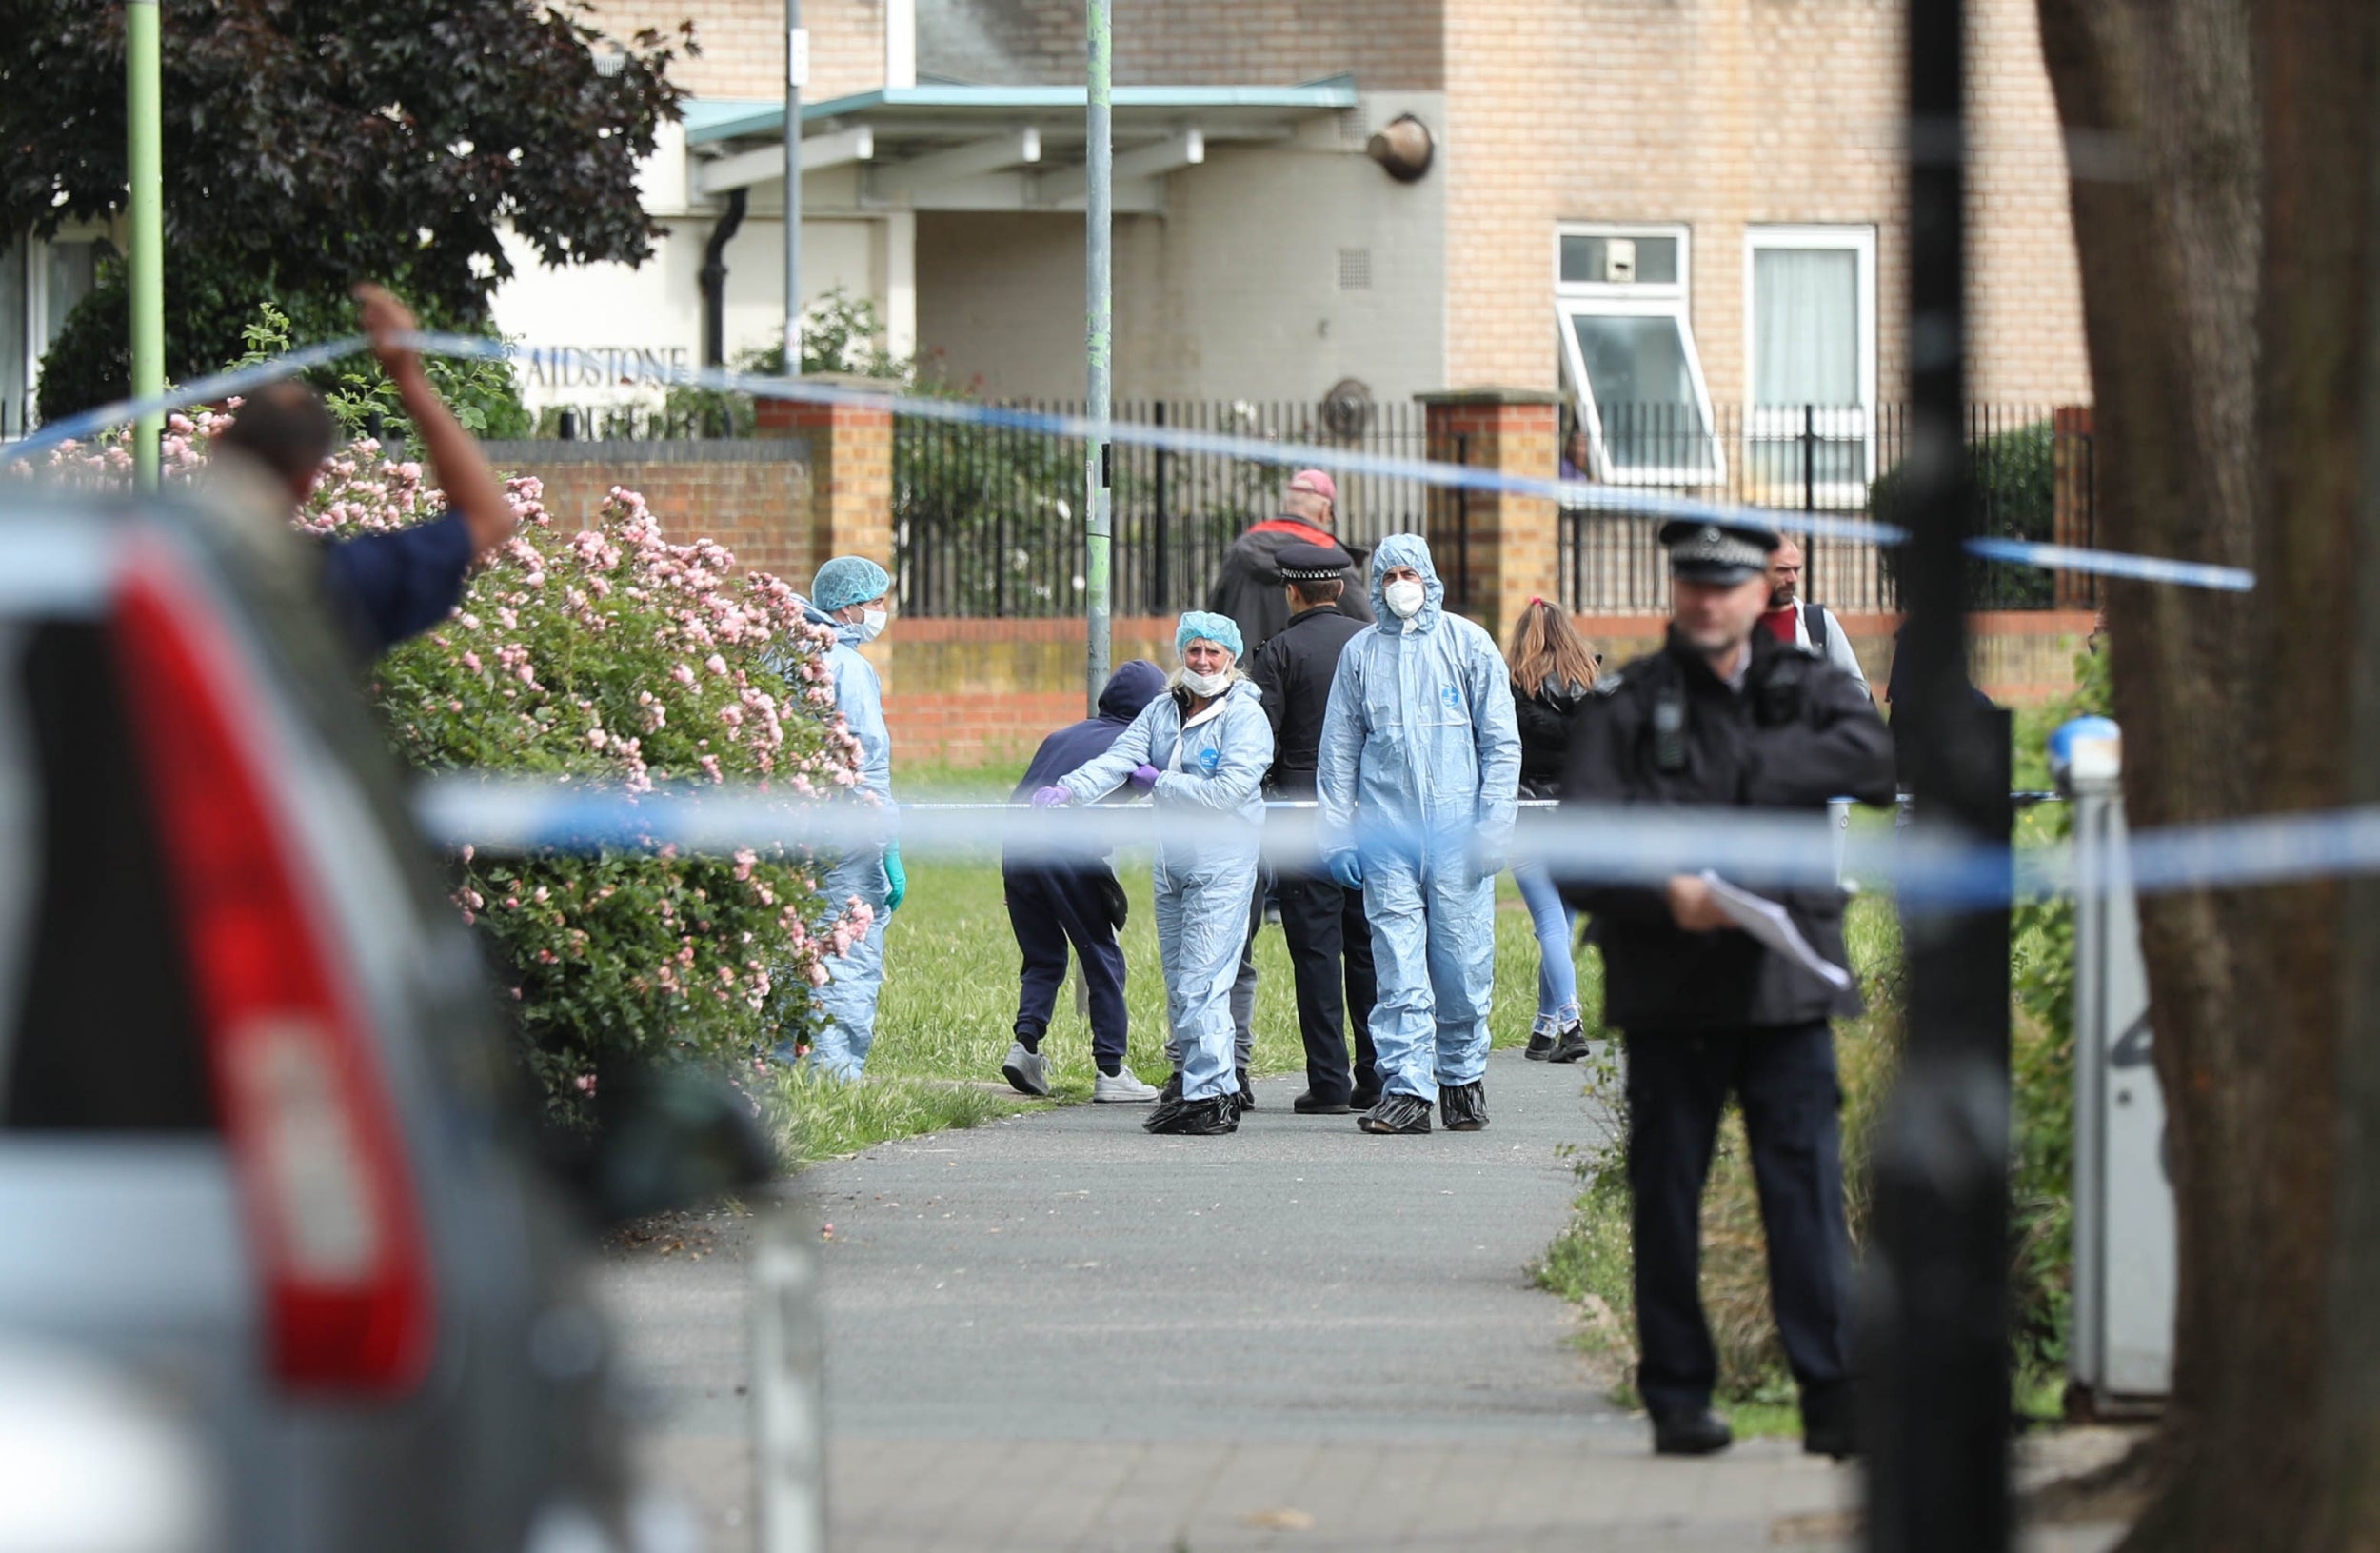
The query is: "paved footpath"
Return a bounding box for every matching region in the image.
[597,1049,2121,1551]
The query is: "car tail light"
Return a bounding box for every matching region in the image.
[110,546,432,1395]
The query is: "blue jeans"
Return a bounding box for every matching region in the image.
[1512,861,1580,1032]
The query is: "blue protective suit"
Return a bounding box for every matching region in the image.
[1059,678,1272,1102]
[1315,535,1521,1099]
[785,600,894,1079]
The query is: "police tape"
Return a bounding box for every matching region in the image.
[412,775,2079,909]
[0,337,370,466]
[2,328,2255,595]
[418,774,2380,910]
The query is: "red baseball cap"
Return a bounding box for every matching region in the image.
[1289,468,1337,504]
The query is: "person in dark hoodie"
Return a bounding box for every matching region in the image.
[998,659,1170,1103]
[1205,468,1372,653]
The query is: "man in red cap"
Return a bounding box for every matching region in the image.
[1205,468,1371,655]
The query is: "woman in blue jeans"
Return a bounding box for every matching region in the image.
[1504,600,1599,1063]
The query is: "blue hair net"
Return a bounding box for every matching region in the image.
[1175,609,1244,661]
[812,555,891,614]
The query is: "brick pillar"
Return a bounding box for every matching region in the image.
[1416,388,1562,641]
[755,374,898,588]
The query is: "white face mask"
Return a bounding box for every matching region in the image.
[857,607,889,642]
[1181,667,1232,698]
[1384,579,1427,620]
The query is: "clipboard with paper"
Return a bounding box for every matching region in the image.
[1696,870,1854,993]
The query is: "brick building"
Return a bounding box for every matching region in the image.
[507,0,2091,430]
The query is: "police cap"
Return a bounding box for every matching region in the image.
[1657,518,1780,585]
[1276,538,1355,581]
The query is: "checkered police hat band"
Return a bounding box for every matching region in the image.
[1668,526,1768,574]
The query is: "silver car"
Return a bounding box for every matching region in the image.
[0,484,733,1552]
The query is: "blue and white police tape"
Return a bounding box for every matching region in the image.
[414,775,2038,906]
[3,326,2256,595]
[0,336,369,467]
[418,775,2380,912]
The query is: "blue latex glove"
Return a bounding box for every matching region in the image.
[1327,851,1363,891]
[882,843,907,913]
[1030,786,1072,809]
[1128,763,1162,791]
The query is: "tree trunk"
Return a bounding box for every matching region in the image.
[2033,0,2377,1545]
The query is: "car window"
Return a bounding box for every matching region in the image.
[2,618,212,1131]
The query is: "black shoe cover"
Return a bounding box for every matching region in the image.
[1357,1093,1434,1134]
[1439,1081,1489,1132]
[1160,1071,1182,1104]
[1146,1095,1238,1136]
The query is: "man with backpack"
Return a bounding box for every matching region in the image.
[1761,537,1869,694]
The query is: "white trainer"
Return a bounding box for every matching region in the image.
[1001,1041,1051,1097]
[1093,1067,1160,1104]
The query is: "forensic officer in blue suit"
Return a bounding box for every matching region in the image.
[1038,611,1273,1137]
[786,554,905,1079]
[1316,534,1521,1135]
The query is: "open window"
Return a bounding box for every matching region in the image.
[1554,224,1723,486]
[1743,225,1877,504]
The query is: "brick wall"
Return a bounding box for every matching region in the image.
[880,616,1185,767]
[920,0,1441,90]
[588,0,884,101]
[877,609,2098,770]
[1442,0,2090,406]
[481,440,817,582]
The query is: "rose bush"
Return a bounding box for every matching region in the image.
[21,410,867,1125]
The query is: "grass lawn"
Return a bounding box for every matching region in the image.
[763,852,1591,1165]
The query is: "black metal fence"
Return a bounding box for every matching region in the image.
[1557,403,2096,615]
[895,400,1433,619]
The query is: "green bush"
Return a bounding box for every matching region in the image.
[1872,418,2059,609]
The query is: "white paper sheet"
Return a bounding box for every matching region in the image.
[1698,870,1854,992]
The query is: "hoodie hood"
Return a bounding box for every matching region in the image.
[1098,659,1167,722]
[1368,532,1445,633]
[796,594,863,647]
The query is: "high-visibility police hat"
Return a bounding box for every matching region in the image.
[1657,518,1780,585]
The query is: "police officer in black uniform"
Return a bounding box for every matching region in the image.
[1558,517,1894,1460]
[1245,539,1381,1112]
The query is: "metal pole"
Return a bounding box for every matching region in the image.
[783,0,804,373]
[1863,0,2012,1544]
[126,0,164,491]
[1082,0,1113,714]
[751,1184,825,1553]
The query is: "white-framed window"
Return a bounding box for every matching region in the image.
[1554,222,1723,486]
[1744,225,1877,502]
[2,232,106,439]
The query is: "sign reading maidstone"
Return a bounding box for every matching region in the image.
[523,346,695,391]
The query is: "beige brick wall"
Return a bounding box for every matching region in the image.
[589,0,884,101]
[921,0,1441,90]
[1443,0,2091,406]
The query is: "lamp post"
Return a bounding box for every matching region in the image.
[127,0,164,489]
[1082,0,1112,713]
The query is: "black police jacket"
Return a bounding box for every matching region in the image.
[1557,627,1895,1032]
[1247,604,1369,799]
[1205,518,1372,653]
